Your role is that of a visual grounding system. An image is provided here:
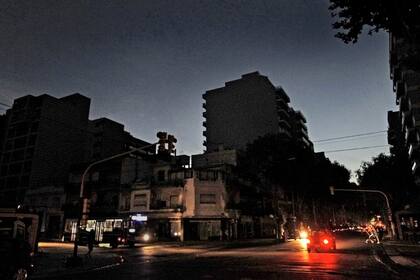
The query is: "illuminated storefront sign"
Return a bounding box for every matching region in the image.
[131,214,148,222]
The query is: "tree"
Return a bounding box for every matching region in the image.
[329,0,420,43]
[356,153,418,210]
[234,133,351,225]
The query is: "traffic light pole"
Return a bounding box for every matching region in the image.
[72,142,158,260]
[329,187,396,239]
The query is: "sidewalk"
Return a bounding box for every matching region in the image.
[31,243,123,279]
[375,240,420,279]
[382,241,420,267]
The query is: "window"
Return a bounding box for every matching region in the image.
[11,150,24,161]
[200,194,216,204]
[2,153,11,164]
[157,170,165,182]
[28,135,37,145]
[1,165,8,176]
[23,161,32,173]
[184,170,193,178]
[20,175,29,188]
[170,195,179,208]
[25,148,35,159]
[133,194,147,207]
[5,140,13,151]
[198,171,218,181]
[9,163,22,175]
[14,137,27,149]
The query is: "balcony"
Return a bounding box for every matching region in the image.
[399,95,409,113]
[277,108,289,119]
[409,144,420,160]
[412,160,419,175]
[202,111,207,118]
[278,119,291,130]
[203,121,207,127]
[276,98,289,110]
[405,127,419,144]
[275,87,290,103]
[202,103,207,110]
[203,130,207,137]
[278,128,291,138]
[402,111,413,128]
[396,81,406,100]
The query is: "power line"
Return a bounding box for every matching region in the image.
[313,130,387,143]
[0,102,11,108]
[315,133,386,145]
[321,145,390,154]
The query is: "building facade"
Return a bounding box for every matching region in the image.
[202,72,313,152]
[388,34,420,184]
[0,94,90,206]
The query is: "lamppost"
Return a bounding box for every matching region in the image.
[70,142,158,263]
[329,186,396,239]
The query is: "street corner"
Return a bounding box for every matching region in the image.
[31,247,124,279]
[372,242,420,279]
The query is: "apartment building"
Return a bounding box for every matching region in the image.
[202,72,312,152]
[388,34,420,184]
[0,94,90,206]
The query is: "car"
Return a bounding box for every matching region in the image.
[307,230,336,252]
[102,228,134,248]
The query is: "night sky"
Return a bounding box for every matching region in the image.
[0,0,394,179]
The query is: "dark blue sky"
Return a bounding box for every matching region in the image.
[0,0,394,179]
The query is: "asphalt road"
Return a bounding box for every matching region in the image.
[38,233,400,280]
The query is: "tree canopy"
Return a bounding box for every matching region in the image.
[356,153,418,209]
[329,0,420,43]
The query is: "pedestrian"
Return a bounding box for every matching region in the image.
[86,230,95,258]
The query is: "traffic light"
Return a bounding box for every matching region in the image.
[167,134,177,154]
[156,131,168,154]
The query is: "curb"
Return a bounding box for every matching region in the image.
[372,244,420,280]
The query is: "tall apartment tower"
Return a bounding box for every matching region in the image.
[388,33,420,185]
[0,94,91,204]
[202,72,312,152]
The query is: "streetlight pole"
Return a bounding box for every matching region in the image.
[329,187,396,239]
[71,142,157,261]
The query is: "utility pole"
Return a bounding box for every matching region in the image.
[312,198,317,226]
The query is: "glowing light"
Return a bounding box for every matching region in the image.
[129,228,135,233]
[323,239,329,245]
[142,233,150,242]
[299,231,308,239]
[132,214,148,222]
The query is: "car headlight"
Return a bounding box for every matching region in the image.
[142,233,150,242]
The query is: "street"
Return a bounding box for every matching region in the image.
[36,233,402,280]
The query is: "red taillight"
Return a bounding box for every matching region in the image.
[323,239,329,245]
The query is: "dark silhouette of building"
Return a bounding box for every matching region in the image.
[388,34,420,185]
[87,117,150,161]
[0,94,91,205]
[202,72,313,153]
